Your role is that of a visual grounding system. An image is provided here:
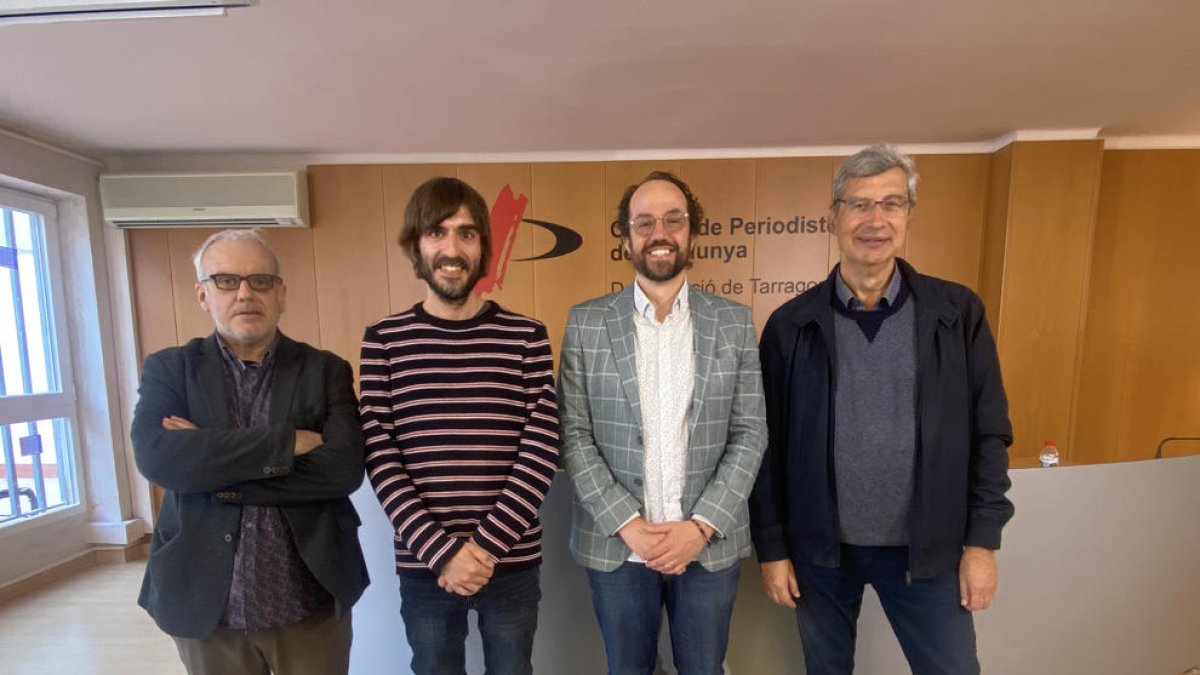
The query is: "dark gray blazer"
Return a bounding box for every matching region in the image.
[131,333,369,638]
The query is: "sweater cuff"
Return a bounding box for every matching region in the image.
[751,526,789,562]
[964,524,1003,551]
[425,535,466,575]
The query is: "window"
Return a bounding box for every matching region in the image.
[0,186,80,526]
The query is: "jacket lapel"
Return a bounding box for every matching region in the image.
[604,287,643,432]
[689,291,717,434]
[269,334,300,424]
[900,259,955,365]
[197,334,233,428]
[790,269,839,376]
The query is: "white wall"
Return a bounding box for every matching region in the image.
[0,130,144,586]
[349,457,1200,675]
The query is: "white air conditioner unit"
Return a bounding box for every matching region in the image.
[100,171,309,228]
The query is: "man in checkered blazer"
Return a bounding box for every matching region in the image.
[559,171,767,675]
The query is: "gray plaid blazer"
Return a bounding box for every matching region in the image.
[559,285,767,572]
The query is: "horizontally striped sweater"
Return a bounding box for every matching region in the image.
[360,302,559,577]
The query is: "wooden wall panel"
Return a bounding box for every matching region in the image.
[308,165,390,375]
[1114,151,1200,461]
[906,154,989,291]
[826,156,848,272]
[980,145,1013,333]
[750,157,834,329]
[529,162,606,361]
[124,147,1200,468]
[1069,152,1138,463]
[263,228,320,348]
[124,153,995,378]
[994,140,1103,462]
[126,229,178,362]
[381,164,456,315]
[1072,150,1200,462]
[166,229,219,343]
[456,164,535,318]
[677,159,757,308]
[1159,439,1200,459]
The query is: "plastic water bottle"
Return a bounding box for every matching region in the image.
[1038,440,1059,467]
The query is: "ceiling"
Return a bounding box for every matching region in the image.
[1,0,1198,161]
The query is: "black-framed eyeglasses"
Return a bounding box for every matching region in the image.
[629,210,689,237]
[200,273,281,292]
[835,196,911,216]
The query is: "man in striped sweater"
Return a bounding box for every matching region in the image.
[359,177,559,675]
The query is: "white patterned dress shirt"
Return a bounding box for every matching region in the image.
[627,279,695,560]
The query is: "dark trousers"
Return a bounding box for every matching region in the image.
[398,566,541,675]
[173,603,351,675]
[795,545,979,675]
[585,561,741,675]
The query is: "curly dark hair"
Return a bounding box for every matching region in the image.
[398,177,492,274]
[613,171,705,240]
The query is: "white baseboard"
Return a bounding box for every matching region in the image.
[87,518,145,546]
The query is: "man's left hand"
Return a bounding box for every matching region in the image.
[958,546,998,611]
[642,520,708,575]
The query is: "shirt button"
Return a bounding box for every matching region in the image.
[633,478,643,486]
[223,534,233,542]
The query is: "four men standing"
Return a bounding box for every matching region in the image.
[559,172,767,674]
[131,152,1012,674]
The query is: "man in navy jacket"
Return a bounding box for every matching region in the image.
[749,145,1014,675]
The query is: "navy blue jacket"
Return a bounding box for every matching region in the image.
[749,259,1014,578]
[132,333,369,638]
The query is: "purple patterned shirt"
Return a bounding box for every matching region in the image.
[215,335,332,632]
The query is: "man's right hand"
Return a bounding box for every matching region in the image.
[618,516,667,560]
[294,430,323,456]
[438,541,495,596]
[162,415,197,430]
[760,559,800,608]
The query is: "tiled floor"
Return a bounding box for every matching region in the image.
[0,560,184,675]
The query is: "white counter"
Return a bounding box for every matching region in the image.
[348,455,1200,674]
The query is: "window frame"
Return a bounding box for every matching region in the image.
[0,185,86,531]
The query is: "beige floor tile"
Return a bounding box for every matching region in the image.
[0,560,183,675]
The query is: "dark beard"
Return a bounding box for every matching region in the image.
[631,239,689,282]
[416,255,483,304]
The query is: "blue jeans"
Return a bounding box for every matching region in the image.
[398,566,541,675]
[795,545,979,675]
[586,561,740,675]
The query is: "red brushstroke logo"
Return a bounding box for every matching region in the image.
[477,185,528,294]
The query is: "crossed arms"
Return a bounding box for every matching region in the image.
[131,344,365,506]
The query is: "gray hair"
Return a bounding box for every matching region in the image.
[192,228,282,280]
[832,144,919,208]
